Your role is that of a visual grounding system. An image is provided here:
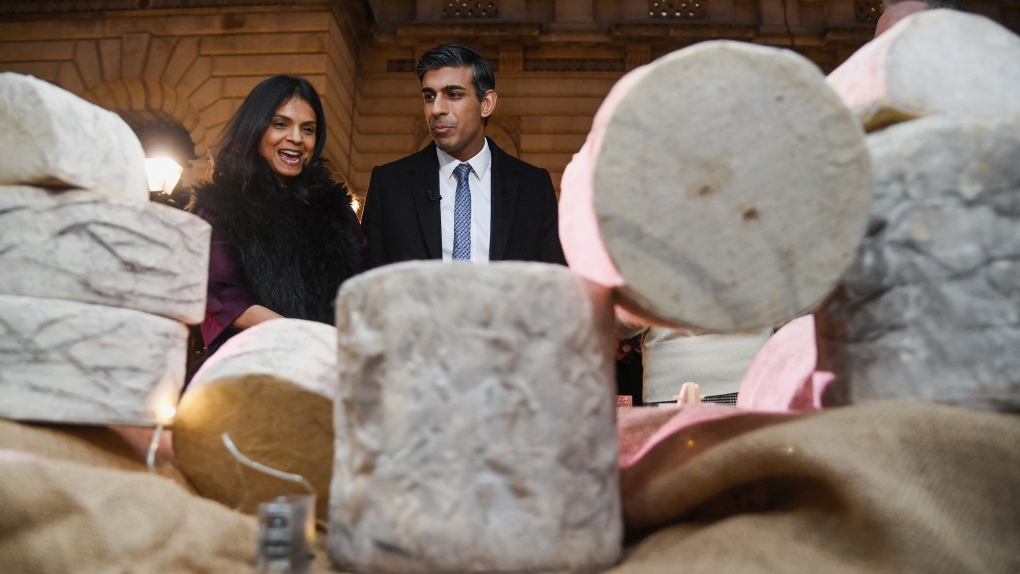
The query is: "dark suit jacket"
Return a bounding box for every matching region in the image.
[361,138,566,269]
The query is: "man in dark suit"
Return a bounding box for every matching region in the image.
[361,43,566,268]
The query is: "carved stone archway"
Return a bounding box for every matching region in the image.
[82,79,201,151]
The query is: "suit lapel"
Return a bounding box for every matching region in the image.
[409,144,442,259]
[488,139,518,261]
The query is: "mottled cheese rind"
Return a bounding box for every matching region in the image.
[593,41,872,331]
[827,11,1020,131]
[329,261,622,574]
[188,319,338,399]
[816,115,1020,411]
[0,73,149,200]
[0,187,210,324]
[174,319,338,520]
[0,295,187,426]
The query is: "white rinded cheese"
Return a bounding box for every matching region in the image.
[827,11,1020,131]
[329,261,622,574]
[589,41,871,331]
[0,72,149,201]
[0,187,210,324]
[0,295,187,426]
[816,115,1020,411]
[173,319,338,520]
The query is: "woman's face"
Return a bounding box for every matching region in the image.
[259,96,317,179]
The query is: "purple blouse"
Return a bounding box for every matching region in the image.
[195,207,257,347]
[195,204,368,348]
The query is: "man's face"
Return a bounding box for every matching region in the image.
[422,66,496,161]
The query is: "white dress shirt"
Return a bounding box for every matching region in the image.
[437,141,492,262]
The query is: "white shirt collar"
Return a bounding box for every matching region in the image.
[437,138,491,181]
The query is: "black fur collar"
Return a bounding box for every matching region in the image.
[191,177,362,325]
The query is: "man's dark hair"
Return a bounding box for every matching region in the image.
[884,0,966,9]
[414,43,495,102]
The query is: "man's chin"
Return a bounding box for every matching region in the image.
[434,140,459,154]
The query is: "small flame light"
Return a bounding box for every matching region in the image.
[145,157,184,194]
[158,403,177,424]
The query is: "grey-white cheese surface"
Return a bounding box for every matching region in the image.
[817,115,1020,411]
[593,41,872,332]
[0,295,187,425]
[174,319,339,521]
[188,318,338,398]
[827,11,1020,131]
[0,72,149,200]
[0,187,210,324]
[329,261,622,573]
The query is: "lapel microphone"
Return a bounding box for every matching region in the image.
[427,189,442,201]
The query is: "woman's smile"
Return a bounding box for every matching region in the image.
[259,97,317,178]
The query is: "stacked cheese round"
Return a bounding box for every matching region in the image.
[173,319,338,520]
[827,10,1020,132]
[559,41,872,332]
[329,261,622,574]
[0,73,208,427]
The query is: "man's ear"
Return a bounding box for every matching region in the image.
[480,89,497,118]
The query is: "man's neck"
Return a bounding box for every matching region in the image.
[446,136,485,162]
[438,137,489,167]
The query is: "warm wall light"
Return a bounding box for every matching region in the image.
[145,157,184,194]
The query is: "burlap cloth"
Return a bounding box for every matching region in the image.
[612,400,1019,573]
[0,418,191,490]
[0,451,259,573]
[0,419,258,573]
[2,400,1017,572]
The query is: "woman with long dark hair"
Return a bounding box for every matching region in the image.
[190,75,364,353]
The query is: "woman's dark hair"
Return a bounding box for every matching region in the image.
[210,75,328,201]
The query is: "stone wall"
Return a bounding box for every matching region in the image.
[351,48,608,197]
[0,4,362,190]
[2,0,1015,207]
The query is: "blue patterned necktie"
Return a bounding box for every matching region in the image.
[452,162,472,261]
